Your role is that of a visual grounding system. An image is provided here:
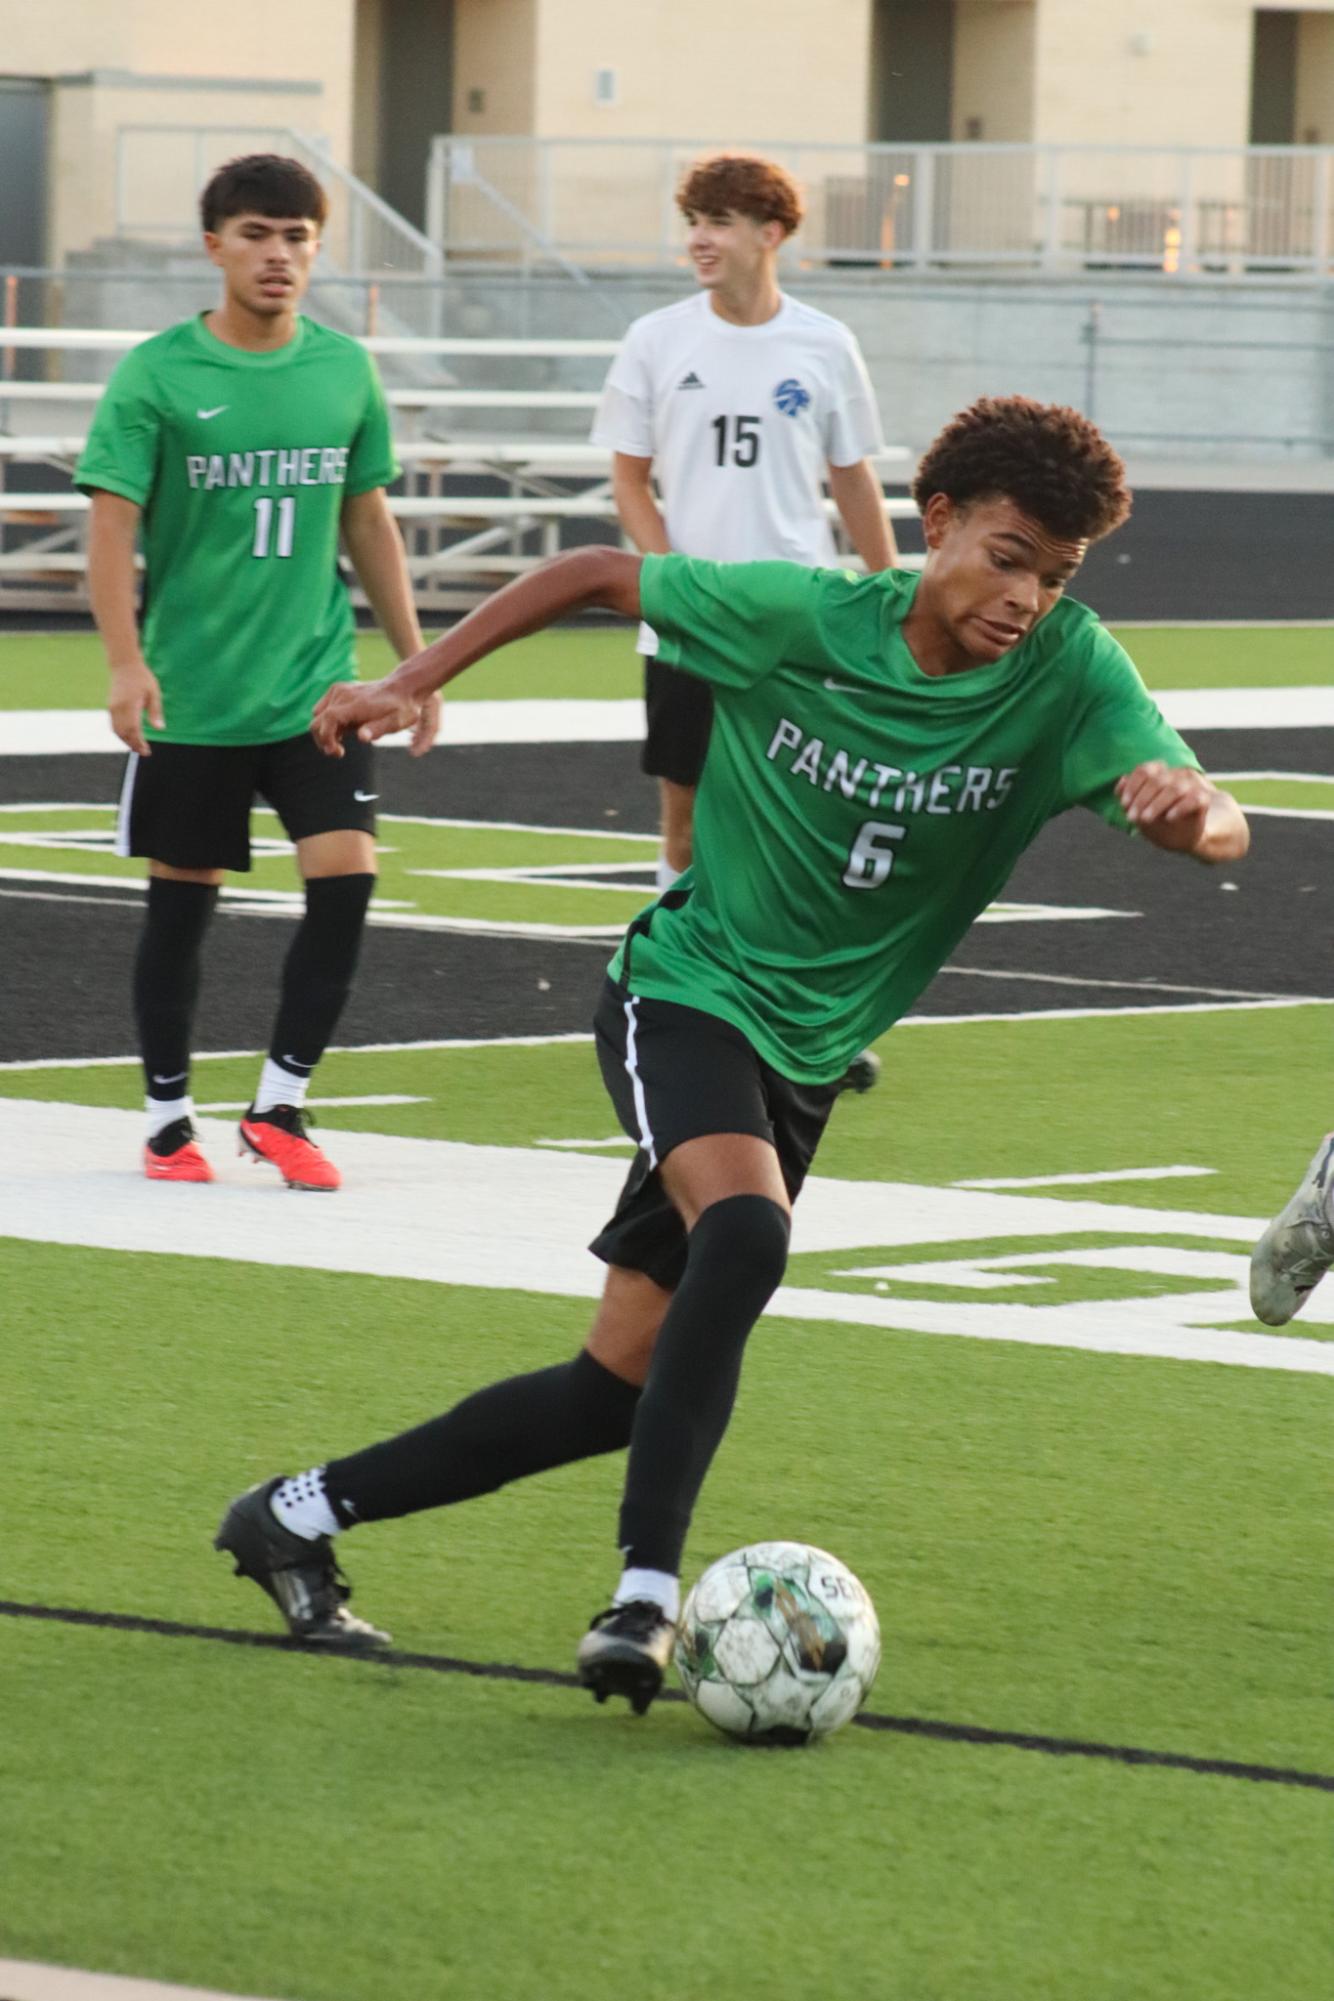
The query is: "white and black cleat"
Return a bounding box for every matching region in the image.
[577,1600,676,1716]
[836,1049,881,1095]
[214,1478,390,1650]
[1250,1133,1334,1326]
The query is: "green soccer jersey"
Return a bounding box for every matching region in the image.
[611,555,1199,1083]
[76,314,398,746]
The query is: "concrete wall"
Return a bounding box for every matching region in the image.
[397,265,1334,464]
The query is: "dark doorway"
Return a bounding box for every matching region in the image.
[378,0,455,228]
[1250,10,1298,143]
[0,79,48,266]
[871,0,955,143]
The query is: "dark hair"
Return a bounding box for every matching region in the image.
[200,154,329,235]
[912,395,1132,544]
[676,153,803,236]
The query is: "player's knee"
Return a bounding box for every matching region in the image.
[689,1193,791,1298]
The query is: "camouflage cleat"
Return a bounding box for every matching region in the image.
[1250,1133,1334,1326]
[577,1600,676,1716]
[214,1478,390,1650]
[835,1049,881,1095]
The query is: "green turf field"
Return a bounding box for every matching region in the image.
[4,620,1334,2001]
[0,620,1331,712]
[3,1010,1334,1999]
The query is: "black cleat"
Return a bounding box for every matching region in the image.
[577,1600,676,1715]
[836,1049,881,1095]
[213,1478,390,1650]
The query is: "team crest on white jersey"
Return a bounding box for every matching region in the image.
[774,377,811,417]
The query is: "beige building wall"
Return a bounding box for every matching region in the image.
[1295,11,1334,143]
[0,0,355,261]
[953,1,1037,142]
[452,0,538,136]
[1032,0,1251,148]
[530,0,872,143]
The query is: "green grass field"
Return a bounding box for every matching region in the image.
[3,623,1333,2001]
[3,1010,1334,2000]
[0,620,1332,712]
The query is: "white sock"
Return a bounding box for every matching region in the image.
[614,1566,679,1621]
[655,855,682,893]
[146,1094,194,1140]
[252,1057,311,1116]
[269,1468,340,1541]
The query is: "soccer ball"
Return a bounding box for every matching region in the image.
[674,1541,880,1746]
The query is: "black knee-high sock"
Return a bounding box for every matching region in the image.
[323,1349,642,1525]
[266,873,374,1081]
[134,877,219,1099]
[618,1193,791,1576]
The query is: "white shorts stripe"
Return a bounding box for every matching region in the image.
[622,996,657,1168]
[114,752,138,859]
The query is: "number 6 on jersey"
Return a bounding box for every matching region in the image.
[842,819,906,890]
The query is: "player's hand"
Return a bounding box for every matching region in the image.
[409,691,442,758]
[108,660,164,756]
[1115,761,1217,853]
[311,678,423,758]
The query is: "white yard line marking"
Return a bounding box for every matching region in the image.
[0,1960,286,2001]
[196,1095,428,1112]
[955,1166,1217,1190]
[0,1099,1329,1375]
[537,1135,636,1149]
[4,997,1333,1080]
[6,684,1334,755]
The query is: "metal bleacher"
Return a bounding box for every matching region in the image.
[0,328,915,614]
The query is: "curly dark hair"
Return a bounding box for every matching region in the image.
[200,154,328,235]
[676,153,803,236]
[912,396,1131,543]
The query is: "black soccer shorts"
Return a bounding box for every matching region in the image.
[641,657,715,788]
[588,975,841,1292]
[115,730,377,873]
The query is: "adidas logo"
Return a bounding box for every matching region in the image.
[677,370,705,390]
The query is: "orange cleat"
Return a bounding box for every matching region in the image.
[144,1118,215,1183]
[238,1103,341,1191]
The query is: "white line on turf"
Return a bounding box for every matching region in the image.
[956,1166,1216,1190]
[195,1095,428,1111]
[5,684,1334,753]
[3,998,1332,1077]
[0,1099,1328,1376]
[0,1960,285,2001]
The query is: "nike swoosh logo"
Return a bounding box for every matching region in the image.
[353,790,378,802]
[152,1071,188,1086]
[282,1055,314,1073]
[196,405,227,420]
[823,677,859,693]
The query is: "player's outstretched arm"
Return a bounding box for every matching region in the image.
[312,547,643,754]
[339,486,439,758]
[1114,762,1250,863]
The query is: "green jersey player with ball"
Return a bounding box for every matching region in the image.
[216,395,1249,1714]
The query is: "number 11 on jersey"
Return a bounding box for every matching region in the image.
[252,495,296,559]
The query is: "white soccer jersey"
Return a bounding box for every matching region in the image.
[591,289,884,652]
